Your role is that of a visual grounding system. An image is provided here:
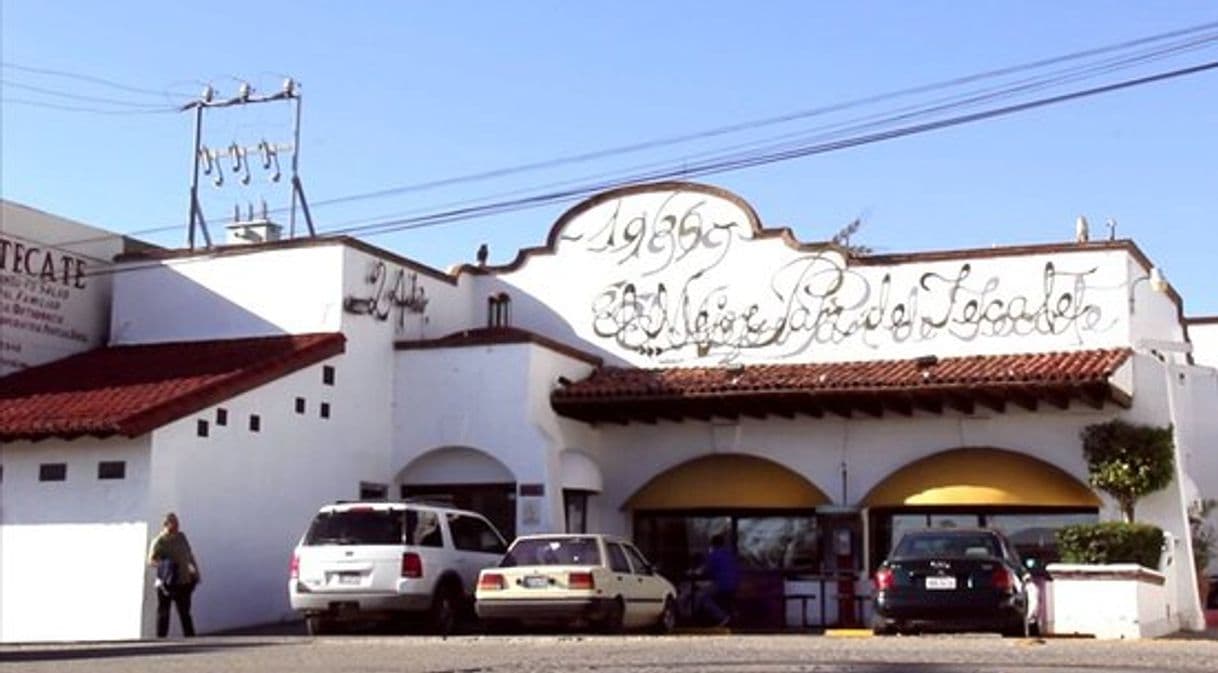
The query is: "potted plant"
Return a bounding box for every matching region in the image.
[1050,419,1177,639]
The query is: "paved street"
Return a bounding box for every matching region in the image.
[3,634,1218,673]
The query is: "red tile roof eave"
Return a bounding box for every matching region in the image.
[112,334,346,438]
[550,349,1132,406]
[0,333,347,443]
[552,379,1127,404]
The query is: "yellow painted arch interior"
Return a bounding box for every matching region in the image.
[862,448,1101,507]
[625,454,830,510]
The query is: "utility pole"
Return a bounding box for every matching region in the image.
[180,78,315,249]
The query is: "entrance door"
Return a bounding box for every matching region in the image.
[818,511,862,627]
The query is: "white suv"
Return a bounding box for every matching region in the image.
[289,501,507,634]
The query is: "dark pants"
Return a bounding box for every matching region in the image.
[156,582,196,638]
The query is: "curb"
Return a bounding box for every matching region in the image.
[824,629,873,638]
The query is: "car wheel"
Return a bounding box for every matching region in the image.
[652,597,676,634]
[306,614,338,636]
[429,584,462,636]
[600,597,625,634]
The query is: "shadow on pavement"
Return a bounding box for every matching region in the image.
[0,640,276,663]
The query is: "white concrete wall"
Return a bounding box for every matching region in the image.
[144,350,388,635]
[1046,565,1172,639]
[1189,320,1218,368]
[110,245,346,344]
[392,343,598,536]
[339,247,469,341]
[0,438,151,642]
[0,200,127,375]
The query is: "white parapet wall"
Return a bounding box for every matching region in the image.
[1046,564,1174,639]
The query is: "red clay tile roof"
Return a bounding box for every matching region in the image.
[0,332,345,441]
[552,348,1132,423]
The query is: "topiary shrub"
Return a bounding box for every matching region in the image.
[1080,420,1174,523]
[1057,522,1164,568]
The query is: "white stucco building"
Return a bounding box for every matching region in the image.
[1,182,1215,641]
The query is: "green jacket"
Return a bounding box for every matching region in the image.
[148,530,200,585]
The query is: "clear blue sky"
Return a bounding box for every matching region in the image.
[3,1,1217,315]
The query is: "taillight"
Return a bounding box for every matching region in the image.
[874,568,894,591]
[290,552,300,579]
[401,552,423,578]
[568,572,595,590]
[479,573,505,591]
[991,566,1014,591]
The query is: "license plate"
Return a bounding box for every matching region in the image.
[337,573,361,586]
[925,575,956,590]
[523,575,549,589]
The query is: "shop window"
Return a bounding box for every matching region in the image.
[323,365,335,386]
[249,414,261,432]
[39,463,67,482]
[98,461,126,480]
[736,516,820,570]
[487,292,511,327]
[359,482,388,500]
[197,420,209,437]
[215,408,228,426]
[563,489,590,534]
[320,402,331,419]
[869,508,1099,571]
[295,397,306,414]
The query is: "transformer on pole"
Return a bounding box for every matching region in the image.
[180,78,315,249]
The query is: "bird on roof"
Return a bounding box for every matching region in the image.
[476,243,489,266]
[1075,215,1089,243]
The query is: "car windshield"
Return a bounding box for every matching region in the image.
[304,509,405,545]
[501,537,601,567]
[892,532,1001,559]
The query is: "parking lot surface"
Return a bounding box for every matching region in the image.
[3,633,1218,673]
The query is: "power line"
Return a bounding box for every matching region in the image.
[333,59,1218,239]
[29,22,1218,254]
[302,35,1218,238]
[72,22,1218,242]
[0,61,191,100]
[1,79,175,109]
[228,19,1218,214]
[0,98,177,115]
[79,57,1218,280]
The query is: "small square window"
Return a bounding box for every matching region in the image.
[249,414,261,432]
[197,419,209,437]
[98,461,126,480]
[322,366,335,386]
[39,463,67,482]
[216,408,228,426]
[320,402,331,419]
[295,397,306,414]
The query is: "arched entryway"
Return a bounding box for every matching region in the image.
[397,446,517,540]
[862,447,1101,570]
[626,454,834,629]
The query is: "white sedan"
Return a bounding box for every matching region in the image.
[475,534,677,633]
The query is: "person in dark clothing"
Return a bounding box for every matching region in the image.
[696,534,740,626]
[148,512,201,638]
